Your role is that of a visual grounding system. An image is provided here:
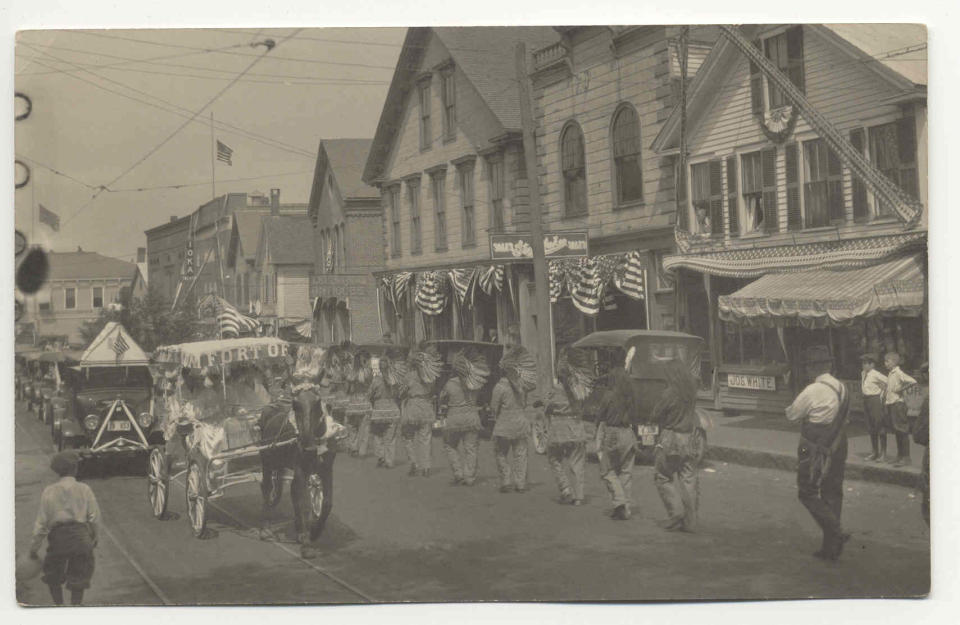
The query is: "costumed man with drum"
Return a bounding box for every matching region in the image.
[596,348,640,521]
[785,345,851,561]
[490,346,537,493]
[344,347,372,458]
[546,347,594,506]
[652,359,702,533]
[440,349,489,486]
[401,344,440,477]
[368,349,402,468]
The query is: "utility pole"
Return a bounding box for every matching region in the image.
[515,43,555,389]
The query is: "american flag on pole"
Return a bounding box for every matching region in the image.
[217,297,259,337]
[216,140,234,166]
[38,204,60,232]
[448,267,478,306]
[570,257,601,316]
[613,251,646,300]
[112,331,129,358]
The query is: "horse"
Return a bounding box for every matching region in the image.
[258,386,336,559]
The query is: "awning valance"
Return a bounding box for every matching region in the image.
[718,253,925,328]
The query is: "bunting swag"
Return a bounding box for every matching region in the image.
[393,272,413,304]
[571,257,601,316]
[478,265,504,295]
[449,267,478,306]
[415,271,447,316]
[548,261,564,303]
[613,251,645,300]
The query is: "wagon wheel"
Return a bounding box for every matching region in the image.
[147,448,170,519]
[307,473,324,522]
[185,461,208,538]
[532,416,549,455]
[691,427,708,467]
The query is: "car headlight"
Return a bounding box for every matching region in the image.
[137,412,154,428]
[84,414,100,431]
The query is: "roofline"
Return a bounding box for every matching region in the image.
[145,215,191,236]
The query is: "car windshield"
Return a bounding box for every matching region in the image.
[80,367,152,389]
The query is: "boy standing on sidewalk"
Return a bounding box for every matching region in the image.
[29,451,100,606]
[860,353,888,461]
[883,352,918,467]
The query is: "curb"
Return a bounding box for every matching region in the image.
[705,444,922,489]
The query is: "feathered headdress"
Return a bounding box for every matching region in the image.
[408,343,443,385]
[556,347,595,402]
[349,349,373,386]
[500,345,537,392]
[379,347,408,390]
[339,342,358,381]
[451,348,490,391]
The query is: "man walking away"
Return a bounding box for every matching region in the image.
[597,348,640,520]
[786,346,851,561]
[883,352,917,467]
[490,347,537,493]
[29,451,99,606]
[440,349,489,486]
[860,353,888,462]
[652,359,701,533]
[401,345,440,477]
[548,347,595,505]
[345,348,373,458]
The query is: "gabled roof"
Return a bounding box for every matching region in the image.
[235,211,267,263]
[47,251,138,281]
[322,139,377,199]
[79,322,150,367]
[651,24,927,153]
[363,26,560,183]
[260,216,315,265]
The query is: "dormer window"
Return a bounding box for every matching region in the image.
[750,26,805,113]
[418,78,432,151]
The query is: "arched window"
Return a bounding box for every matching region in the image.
[611,105,643,206]
[561,122,587,217]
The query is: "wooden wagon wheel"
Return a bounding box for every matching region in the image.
[147,448,169,519]
[186,461,208,538]
[307,473,324,522]
[532,416,549,455]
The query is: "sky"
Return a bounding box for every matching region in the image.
[14,27,406,262]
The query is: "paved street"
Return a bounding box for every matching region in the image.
[15,401,929,605]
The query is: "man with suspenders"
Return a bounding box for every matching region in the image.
[785,346,852,561]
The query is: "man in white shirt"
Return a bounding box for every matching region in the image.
[860,353,888,461]
[785,346,851,561]
[883,352,917,467]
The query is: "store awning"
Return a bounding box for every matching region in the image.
[718,253,925,328]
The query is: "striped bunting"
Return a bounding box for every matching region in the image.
[393,272,413,304]
[414,271,446,316]
[570,257,601,316]
[478,265,504,295]
[449,267,478,306]
[613,251,646,300]
[548,261,563,303]
[217,298,260,338]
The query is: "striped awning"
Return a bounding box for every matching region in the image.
[718,253,925,328]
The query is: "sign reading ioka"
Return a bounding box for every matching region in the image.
[489,232,588,261]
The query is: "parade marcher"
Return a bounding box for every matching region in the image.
[369,349,402,468]
[547,347,594,506]
[860,353,888,462]
[440,349,489,486]
[883,351,918,467]
[490,346,537,493]
[401,345,440,477]
[786,346,851,561]
[652,359,701,533]
[596,348,640,520]
[344,348,373,458]
[29,451,100,606]
[323,344,351,428]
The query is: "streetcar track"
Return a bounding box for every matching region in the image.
[169,475,377,603]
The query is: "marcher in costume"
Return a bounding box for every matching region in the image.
[368,349,403,468]
[323,344,351,427]
[883,351,917,467]
[401,345,439,477]
[785,346,851,561]
[440,348,488,486]
[859,353,888,462]
[547,347,594,505]
[30,451,99,606]
[652,359,701,532]
[596,348,640,520]
[490,346,537,493]
[344,348,373,457]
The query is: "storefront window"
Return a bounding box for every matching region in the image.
[723,322,786,365]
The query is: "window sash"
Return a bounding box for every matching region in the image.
[460,166,476,245]
[741,152,763,194]
[92,287,103,308]
[615,155,643,204]
[489,159,504,231]
[432,173,447,250]
[441,71,456,139]
[65,288,76,309]
[408,181,421,254]
[419,82,432,149]
[390,187,402,254]
[612,108,640,158]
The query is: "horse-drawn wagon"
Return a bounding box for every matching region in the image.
[146,337,343,557]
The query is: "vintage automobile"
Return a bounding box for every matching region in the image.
[24,351,72,424]
[423,340,505,437]
[571,330,710,464]
[56,323,161,473]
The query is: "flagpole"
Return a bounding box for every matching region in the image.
[211,111,216,200]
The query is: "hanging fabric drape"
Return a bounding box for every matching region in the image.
[449,267,478,307]
[613,251,646,300]
[478,264,504,295]
[414,271,447,316]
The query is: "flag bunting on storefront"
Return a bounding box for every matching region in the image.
[414,271,447,316]
[449,267,478,307]
[478,265,504,296]
[613,251,645,300]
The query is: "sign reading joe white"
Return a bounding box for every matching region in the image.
[490,232,589,261]
[727,373,776,392]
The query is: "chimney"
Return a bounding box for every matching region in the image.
[270,188,280,216]
[170,215,178,222]
[137,247,146,263]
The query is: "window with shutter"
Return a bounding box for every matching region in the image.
[459,163,476,246]
[408,179,422,254]
[741,151,765,234]
[761,148,779,233]
[802,139,844,227]
[759,27,805,111]
[849,129,869,221]
[785,143,802,231]
[726,156,739,237]
[488,158,505,232]
[869,118,918,217]
[418,80,432,151]
[749,40,763,114]
[561,122,588,217]
[441,67,456,141]
[431,171,448,251]
[690,162,711,235]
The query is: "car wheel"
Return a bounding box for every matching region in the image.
[186,461,207,538]
[148,448,169,519]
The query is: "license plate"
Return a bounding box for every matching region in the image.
[108,420,131,432]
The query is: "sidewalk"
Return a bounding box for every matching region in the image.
[703,411,924,488]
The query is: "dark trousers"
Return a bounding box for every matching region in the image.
[863,394,886,457]
[886,402,911,460]
[797,432,847,553]
[41,523,96,592]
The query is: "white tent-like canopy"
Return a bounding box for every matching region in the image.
[79,322,151,367]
